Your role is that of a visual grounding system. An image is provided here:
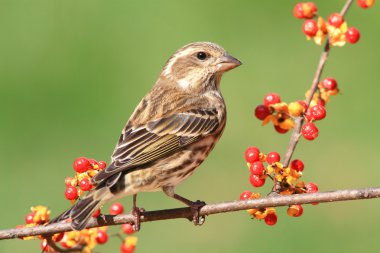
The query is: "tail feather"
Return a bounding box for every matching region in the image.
[70,196,101,231]
[48,205,74,224]
[49,186,111,231]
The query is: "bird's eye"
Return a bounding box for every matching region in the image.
[196,52,208,60]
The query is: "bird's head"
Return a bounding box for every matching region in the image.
[160,42,241,91]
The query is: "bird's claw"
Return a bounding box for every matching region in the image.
[132,207,145,231]
[189,200,206,226]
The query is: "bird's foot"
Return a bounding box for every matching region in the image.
[188,200,206,226]
[131,206,145,231]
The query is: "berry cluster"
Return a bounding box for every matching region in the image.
[255,77,338,140]
[245,0,374,227]
[64,157,107,202]
[294,1,375,46]
[17,206,53,240]
[19,157,138,253]
[241,147,319,226]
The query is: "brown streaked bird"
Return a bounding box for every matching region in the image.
[50,42,241,231]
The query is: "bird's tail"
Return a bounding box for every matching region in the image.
[49,186,111,231]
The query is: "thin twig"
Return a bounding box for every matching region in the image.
[1,187,379,240]
[282,0,354,167]
[46,237,85,253]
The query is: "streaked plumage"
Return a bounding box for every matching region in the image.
[51,42,241,230]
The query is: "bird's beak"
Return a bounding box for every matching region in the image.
[217,53,242,72]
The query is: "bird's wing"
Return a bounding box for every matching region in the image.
[92,108,221,184]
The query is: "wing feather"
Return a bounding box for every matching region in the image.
[92,108,220,184]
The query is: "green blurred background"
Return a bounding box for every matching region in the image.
[1,0,379,252]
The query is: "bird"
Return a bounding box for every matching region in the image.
[50,42,241,231]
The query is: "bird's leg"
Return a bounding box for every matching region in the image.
[131,194,145,231]
[163,186,206,225]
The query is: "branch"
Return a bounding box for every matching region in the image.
[282,0,354,167]
[1,186,379,240]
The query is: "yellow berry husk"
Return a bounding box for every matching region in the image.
[259,153,267,162]
[125,236,138,247]
[366,0,375,7]
[254,210,267,219]
[270,102,289,113]
[251,193,261,199]
[302,3,314,18]
[274,162,283,169]
[262,115,274,126]
[88,169,98,177]
[287,205,302,217]
[288,102,304,117]
[77,172,89,181]
[266,165,274,174]
[328,88,340,96]
[280,189,295,195]
[279,118,295,130]
[31,206,50,224]
[296,181,306,188]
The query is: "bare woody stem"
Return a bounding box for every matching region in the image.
[282,0,354,167]
[0,186,379,240]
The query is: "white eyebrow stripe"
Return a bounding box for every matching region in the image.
[162,47,196,77]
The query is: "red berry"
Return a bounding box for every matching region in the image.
[305,182,319,193]
[305,105,326,121]
[297,100,308,111]
[287,204,304,217]
[96,230,108,244]
[317,99,326,107]
[293,2,317,19]
[79,178,93,191]
[322,77,337,90]
[301,123,319,140]
[65,177,75,187]
[92,209,101,218]
[121,223,135,235]
[263,93,281,107]
[120,243,135,253]
[73,157,91,173]
[328,13,344,27]
[110,202,124,215]
[65,186,78,200]
[302,19,318,37]
[40,240,50,252]
[266,152,280,164]
[255,104,271,120]
[307,2,317,13]
[245,146,260,163]
[293,3,305,19]
[357,0,375,8]
[249,174,266,187]
[98,161,107,170]
[61,239,71,249]
[274,125,289,134]
[25,212,35,224]
[346,27,360,44]
[290,159,304,172]
[54,233,64,242]
[250,161,265,175]
[240,190,252,200]
[88,158,98,167]
[265,213,278,226]
[306,182,319,205]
